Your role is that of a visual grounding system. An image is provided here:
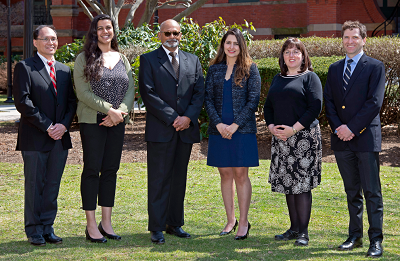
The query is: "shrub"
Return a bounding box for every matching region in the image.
[54,38,85,63]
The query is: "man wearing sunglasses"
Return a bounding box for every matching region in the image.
[139,19,205,244]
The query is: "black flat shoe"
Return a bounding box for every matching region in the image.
[294,233,309,246]
[151,231,165,244]
[366,241,383,258]
[166,225,191,238]
[275,229,298,241]
[337,235,362,251]
[234,222,251,240]
[219,220,238,236]
[43,232,62,244]
[98,222,121,240]
[28,235,46,246]
[85,228,107,243]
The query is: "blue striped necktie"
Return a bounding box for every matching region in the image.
[343,59,353,91]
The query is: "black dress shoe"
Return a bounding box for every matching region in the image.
[337,236,363,251]
[28,235,46,246]
[367,241,383,258]
[275,229,299,241]
[220,220,238,236]
[294,233,309,246]
[151,231,165,244]
[234,222,251,240]
[43,232,62,244]
[98,222,121,240]
[166,225,191,238]
[85,228,107,243]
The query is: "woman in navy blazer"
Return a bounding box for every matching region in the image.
[205,28,261,240]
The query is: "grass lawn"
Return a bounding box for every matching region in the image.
[0,160,399,260]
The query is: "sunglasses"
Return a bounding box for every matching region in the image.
[161,31,181,37]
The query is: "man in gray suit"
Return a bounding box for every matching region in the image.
[13,25,76,246]
[139,19,204,244]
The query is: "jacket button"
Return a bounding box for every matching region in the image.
[176,84,178,87]
[342,106,345,109]
[177,97,180,101]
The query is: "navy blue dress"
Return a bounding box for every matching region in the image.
[207,78,259,167]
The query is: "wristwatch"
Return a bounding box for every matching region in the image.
[292,127,298,134]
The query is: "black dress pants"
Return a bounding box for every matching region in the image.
[334,148,383,242]
[80,116,125,210]
[147,131,193,231]
[22,140,68,237]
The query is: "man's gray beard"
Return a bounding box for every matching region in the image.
[163,39,179,48]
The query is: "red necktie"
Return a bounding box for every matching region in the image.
[47,60,57,95]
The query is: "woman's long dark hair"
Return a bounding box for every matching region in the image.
[210,28,252,87]
[82,14,119,82]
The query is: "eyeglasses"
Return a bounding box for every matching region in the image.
[161,31,181,37]
[283,50,301,56]
[36,38,58,43]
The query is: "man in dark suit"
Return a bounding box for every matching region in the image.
[139,19,204,244]
[324,21,385,258]
[13,25,77,246]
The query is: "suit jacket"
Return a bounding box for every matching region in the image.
[324,54,385,152]
[13,53,77,152]
[139,46,205,143]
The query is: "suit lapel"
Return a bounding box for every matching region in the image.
[158,47,177,80]
[343,54,367,99]
[33,54,57,97]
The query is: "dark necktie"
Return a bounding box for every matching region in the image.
[47,60,57,95]
[343,59,353,91]
[169,52,179,79]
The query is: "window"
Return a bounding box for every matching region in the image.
[33,0,53,25]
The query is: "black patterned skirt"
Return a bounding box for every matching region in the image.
[268,125,322,194]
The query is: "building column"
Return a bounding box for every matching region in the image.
[50,0,79,46]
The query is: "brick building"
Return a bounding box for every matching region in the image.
[0,0,398,55]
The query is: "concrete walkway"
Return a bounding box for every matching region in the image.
[0,105,20,122]
[0,102,144,122]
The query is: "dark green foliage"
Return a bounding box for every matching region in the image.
[54,38,85,63]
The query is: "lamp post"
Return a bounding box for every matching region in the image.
[4,0,13,103]
[23,0,33,59]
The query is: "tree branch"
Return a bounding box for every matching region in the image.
[156,0,192,10]
[77,0,94,21]
[173,0,208,21]
[125,0,145,27]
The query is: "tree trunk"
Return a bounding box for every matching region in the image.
[124,0,145,27]
[138,0,159,26]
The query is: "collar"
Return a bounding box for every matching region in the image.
[37,52,55,65]
[345,50,363,65]
[162,45,179,56]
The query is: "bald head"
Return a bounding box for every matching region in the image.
[158,19,182,52]
[160,19,180,32]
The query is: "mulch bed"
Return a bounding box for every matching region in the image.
[1,112,399,167]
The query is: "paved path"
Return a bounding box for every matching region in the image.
[0,105,20,122]
[0,102,144,122]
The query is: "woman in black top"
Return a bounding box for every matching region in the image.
[205,28,261,240]
[264,38,322,246]
[74,14,135,243]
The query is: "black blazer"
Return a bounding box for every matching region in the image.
[139,46,205,143]
[324,54,385,152]
[13,54,77,152]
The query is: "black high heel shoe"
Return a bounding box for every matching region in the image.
[85,227,107,243]
[234,222,251,240]
[98,222,122,240]
[219,220,238,236]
